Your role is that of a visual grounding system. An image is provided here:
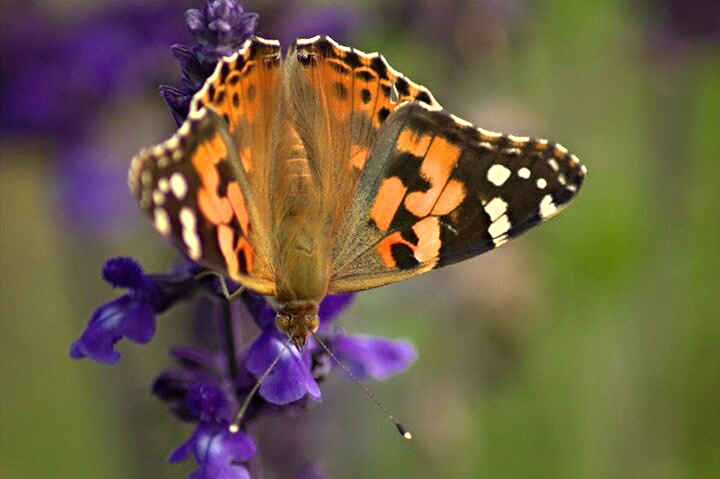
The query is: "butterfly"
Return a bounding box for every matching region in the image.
[129,35,586,347]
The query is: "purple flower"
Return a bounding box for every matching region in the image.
[244,292,416,403]
[331,335,417,381]
[186,0,260,61]
[170,418,256,479]
[161,0,259,124]
[69,257,200,364]
[246,329,322,405]
[154,345,245,422]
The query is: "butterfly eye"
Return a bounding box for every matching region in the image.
[390,83,399,103]
[308,315,319,333]
[275,315,291,333]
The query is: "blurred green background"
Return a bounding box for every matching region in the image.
[1,0,719,478]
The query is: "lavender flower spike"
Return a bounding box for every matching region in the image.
[161,0,259,123]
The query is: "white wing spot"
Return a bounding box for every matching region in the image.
[180,207,202,260]
[536,178,548,189]
[548,159,559,172]
[154,208,171,235]
[170,172,188,200]
[540,195,557,218]
[487,164,511,186]
[518,167,531,179]
[494,235,510,247]
[489,214,511,238]
[484,197,508,222]
[152,190,165,206]
[158,178,170,193]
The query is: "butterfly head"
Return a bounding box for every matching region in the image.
[275,301,320,349]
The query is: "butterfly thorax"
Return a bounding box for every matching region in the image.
[275,301,320,348]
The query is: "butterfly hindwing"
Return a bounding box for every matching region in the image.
[328,101,586,293]
[128,108,276,295]
[289,35,441,172]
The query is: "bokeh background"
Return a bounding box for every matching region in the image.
[1,0,719,478]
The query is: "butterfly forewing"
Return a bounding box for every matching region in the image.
[190,36,283,240]
[328,102,586,293]
[128,108,276,295]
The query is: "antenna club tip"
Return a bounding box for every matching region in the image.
[228,424,240,434]
[395,422,412,441]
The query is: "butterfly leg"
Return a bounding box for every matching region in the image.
[195,270,246,302]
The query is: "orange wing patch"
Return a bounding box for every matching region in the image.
[404,136,463,218]
[370,177,407,232]
[376,217,441,268]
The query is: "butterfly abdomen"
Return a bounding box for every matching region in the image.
[273,124,331,304]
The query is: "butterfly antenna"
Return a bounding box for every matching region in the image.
[228,336,293,433]
[309,330,412,441]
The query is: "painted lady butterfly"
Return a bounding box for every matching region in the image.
[129,35,586,347]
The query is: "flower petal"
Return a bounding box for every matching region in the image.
[102,257,144,289]
[170,421,256,475]
[332,335,417,381]
[318,293,355,329]
[69,295,155,364]
[246,332,321,404]
[187,383,231,423]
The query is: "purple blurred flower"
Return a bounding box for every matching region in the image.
[395,0,529,62]
[0,0,186,138]
[646,0,720,63]
[69,257,200,364]
[257,4,361,47]
[294,463,328,479]
[0,1,189,233]
[658,0,720,43]
[331,335,417,381]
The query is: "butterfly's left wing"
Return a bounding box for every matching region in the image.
[328,101,586,293]
[128,108,277,295]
